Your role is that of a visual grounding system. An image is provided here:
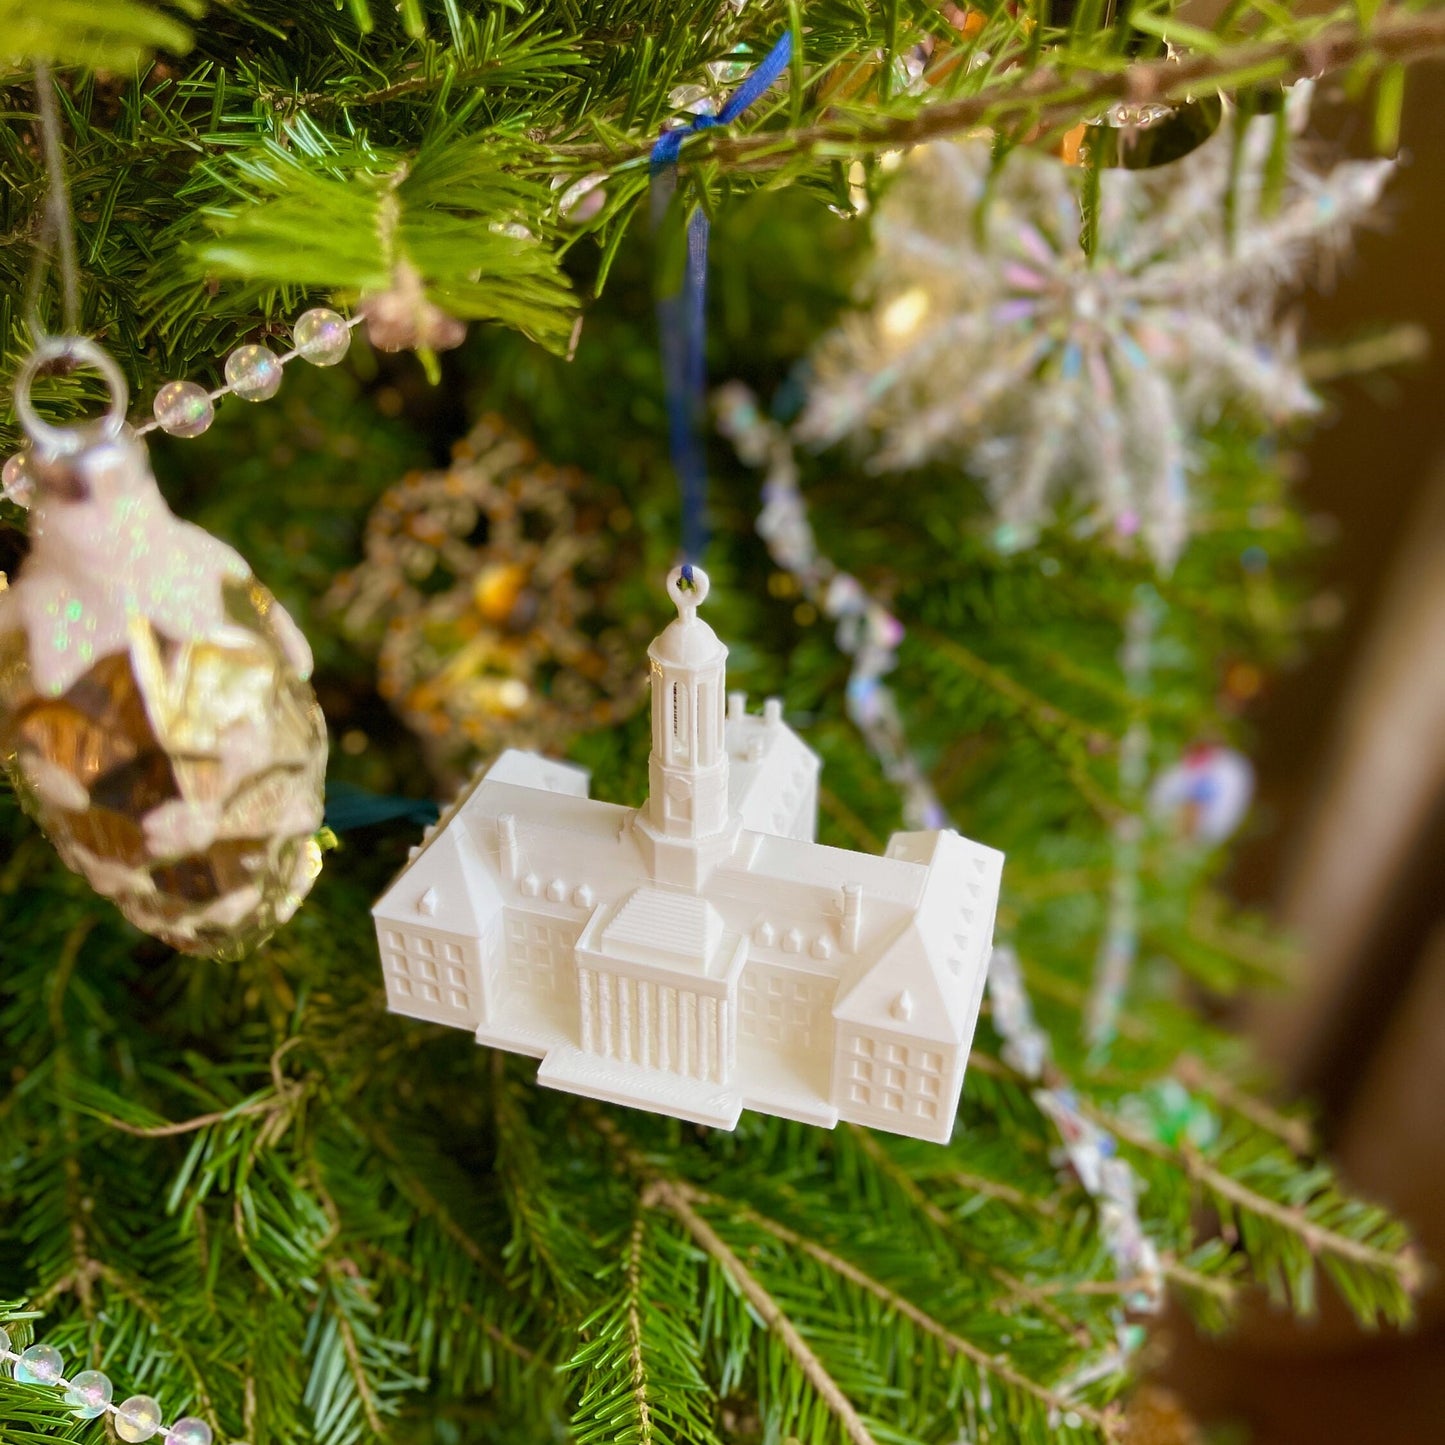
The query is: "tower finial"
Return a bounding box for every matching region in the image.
[666,563,710,622]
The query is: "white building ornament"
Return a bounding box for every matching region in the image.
[372,566,1004,1143]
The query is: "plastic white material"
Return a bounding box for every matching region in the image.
[373,566,1003,1142]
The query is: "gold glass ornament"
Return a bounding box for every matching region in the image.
[0,338,327,960]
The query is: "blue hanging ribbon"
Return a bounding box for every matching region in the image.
[650,31,793,563]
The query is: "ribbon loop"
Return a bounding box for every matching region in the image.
[649,31,793,562]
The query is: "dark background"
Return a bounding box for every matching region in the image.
[1163,66,1445,1445]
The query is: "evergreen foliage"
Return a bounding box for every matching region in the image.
[0,4,1433,1444]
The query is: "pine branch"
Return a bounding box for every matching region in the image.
[359,1118,521,1297]
[969,1039,1418,1324]
[911,624,1124,823]
[356,1242,537,1364]
[490,1056,595,1309]
[89,1262,221,1424]
[553,6,1445,173]
[566,1209,717,1445]
[846,1125,1088,1341]
[323,1262,390,1441]
[692,1186,1120,1439]
[1174,1056,1313,1156]
[0,0,197,72]
[1087,1103,1421,1313]
[946,1166,1063,1220]
[646,1177,881,1445]
[622,1216,653,1445]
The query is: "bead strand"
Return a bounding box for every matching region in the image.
[1,1327,237,1444]
[137,307,363,439]
[2,307,361,507]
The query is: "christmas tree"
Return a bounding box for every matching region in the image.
[0,4,1435,1443]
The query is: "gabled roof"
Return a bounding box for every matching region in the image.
[727,713,820,840]
[833,830,1004,1045]
[482,748,590,796]
[372,821,502,936]
[833,918,962,1043]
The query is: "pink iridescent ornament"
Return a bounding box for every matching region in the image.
[1149,744,1254,844]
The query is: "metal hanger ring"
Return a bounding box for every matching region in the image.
[13,336,129,454]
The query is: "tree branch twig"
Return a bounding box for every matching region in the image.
[550,9,1445,173]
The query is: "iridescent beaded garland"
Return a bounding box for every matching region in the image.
[1,308,358,507]
[1,1325,240,1444]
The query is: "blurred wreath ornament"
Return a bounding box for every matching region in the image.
[328,415,645,778]
[798,85,1393,569]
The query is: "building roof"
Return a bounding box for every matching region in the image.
[376,717,1001,1048]
[650,612,727,668]
[726,709,820,840]
[835,831,1002,1041]
[601,886,724,971]
[372,816,503,937]
[485,749,589,796]
[647,565,728,670]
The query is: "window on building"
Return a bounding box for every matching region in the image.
[671,682,690,761]
[881,1091,904,1113]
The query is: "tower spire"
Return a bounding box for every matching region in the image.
[645,566,730,846]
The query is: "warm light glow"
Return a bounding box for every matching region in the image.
[880,287,929,339]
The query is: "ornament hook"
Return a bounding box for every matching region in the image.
[666,563,710,618]
[13,336,129,457]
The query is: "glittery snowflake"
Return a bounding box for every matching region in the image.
[798,88,1392,567]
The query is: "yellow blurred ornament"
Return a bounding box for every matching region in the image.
[329,414,644,780]
[0,339,326,960]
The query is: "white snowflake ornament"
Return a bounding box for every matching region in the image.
[799,92,1392,568]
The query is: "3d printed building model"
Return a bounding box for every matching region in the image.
[373,567,1003,1142]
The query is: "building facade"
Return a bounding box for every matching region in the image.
[373,567,1002,1142]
